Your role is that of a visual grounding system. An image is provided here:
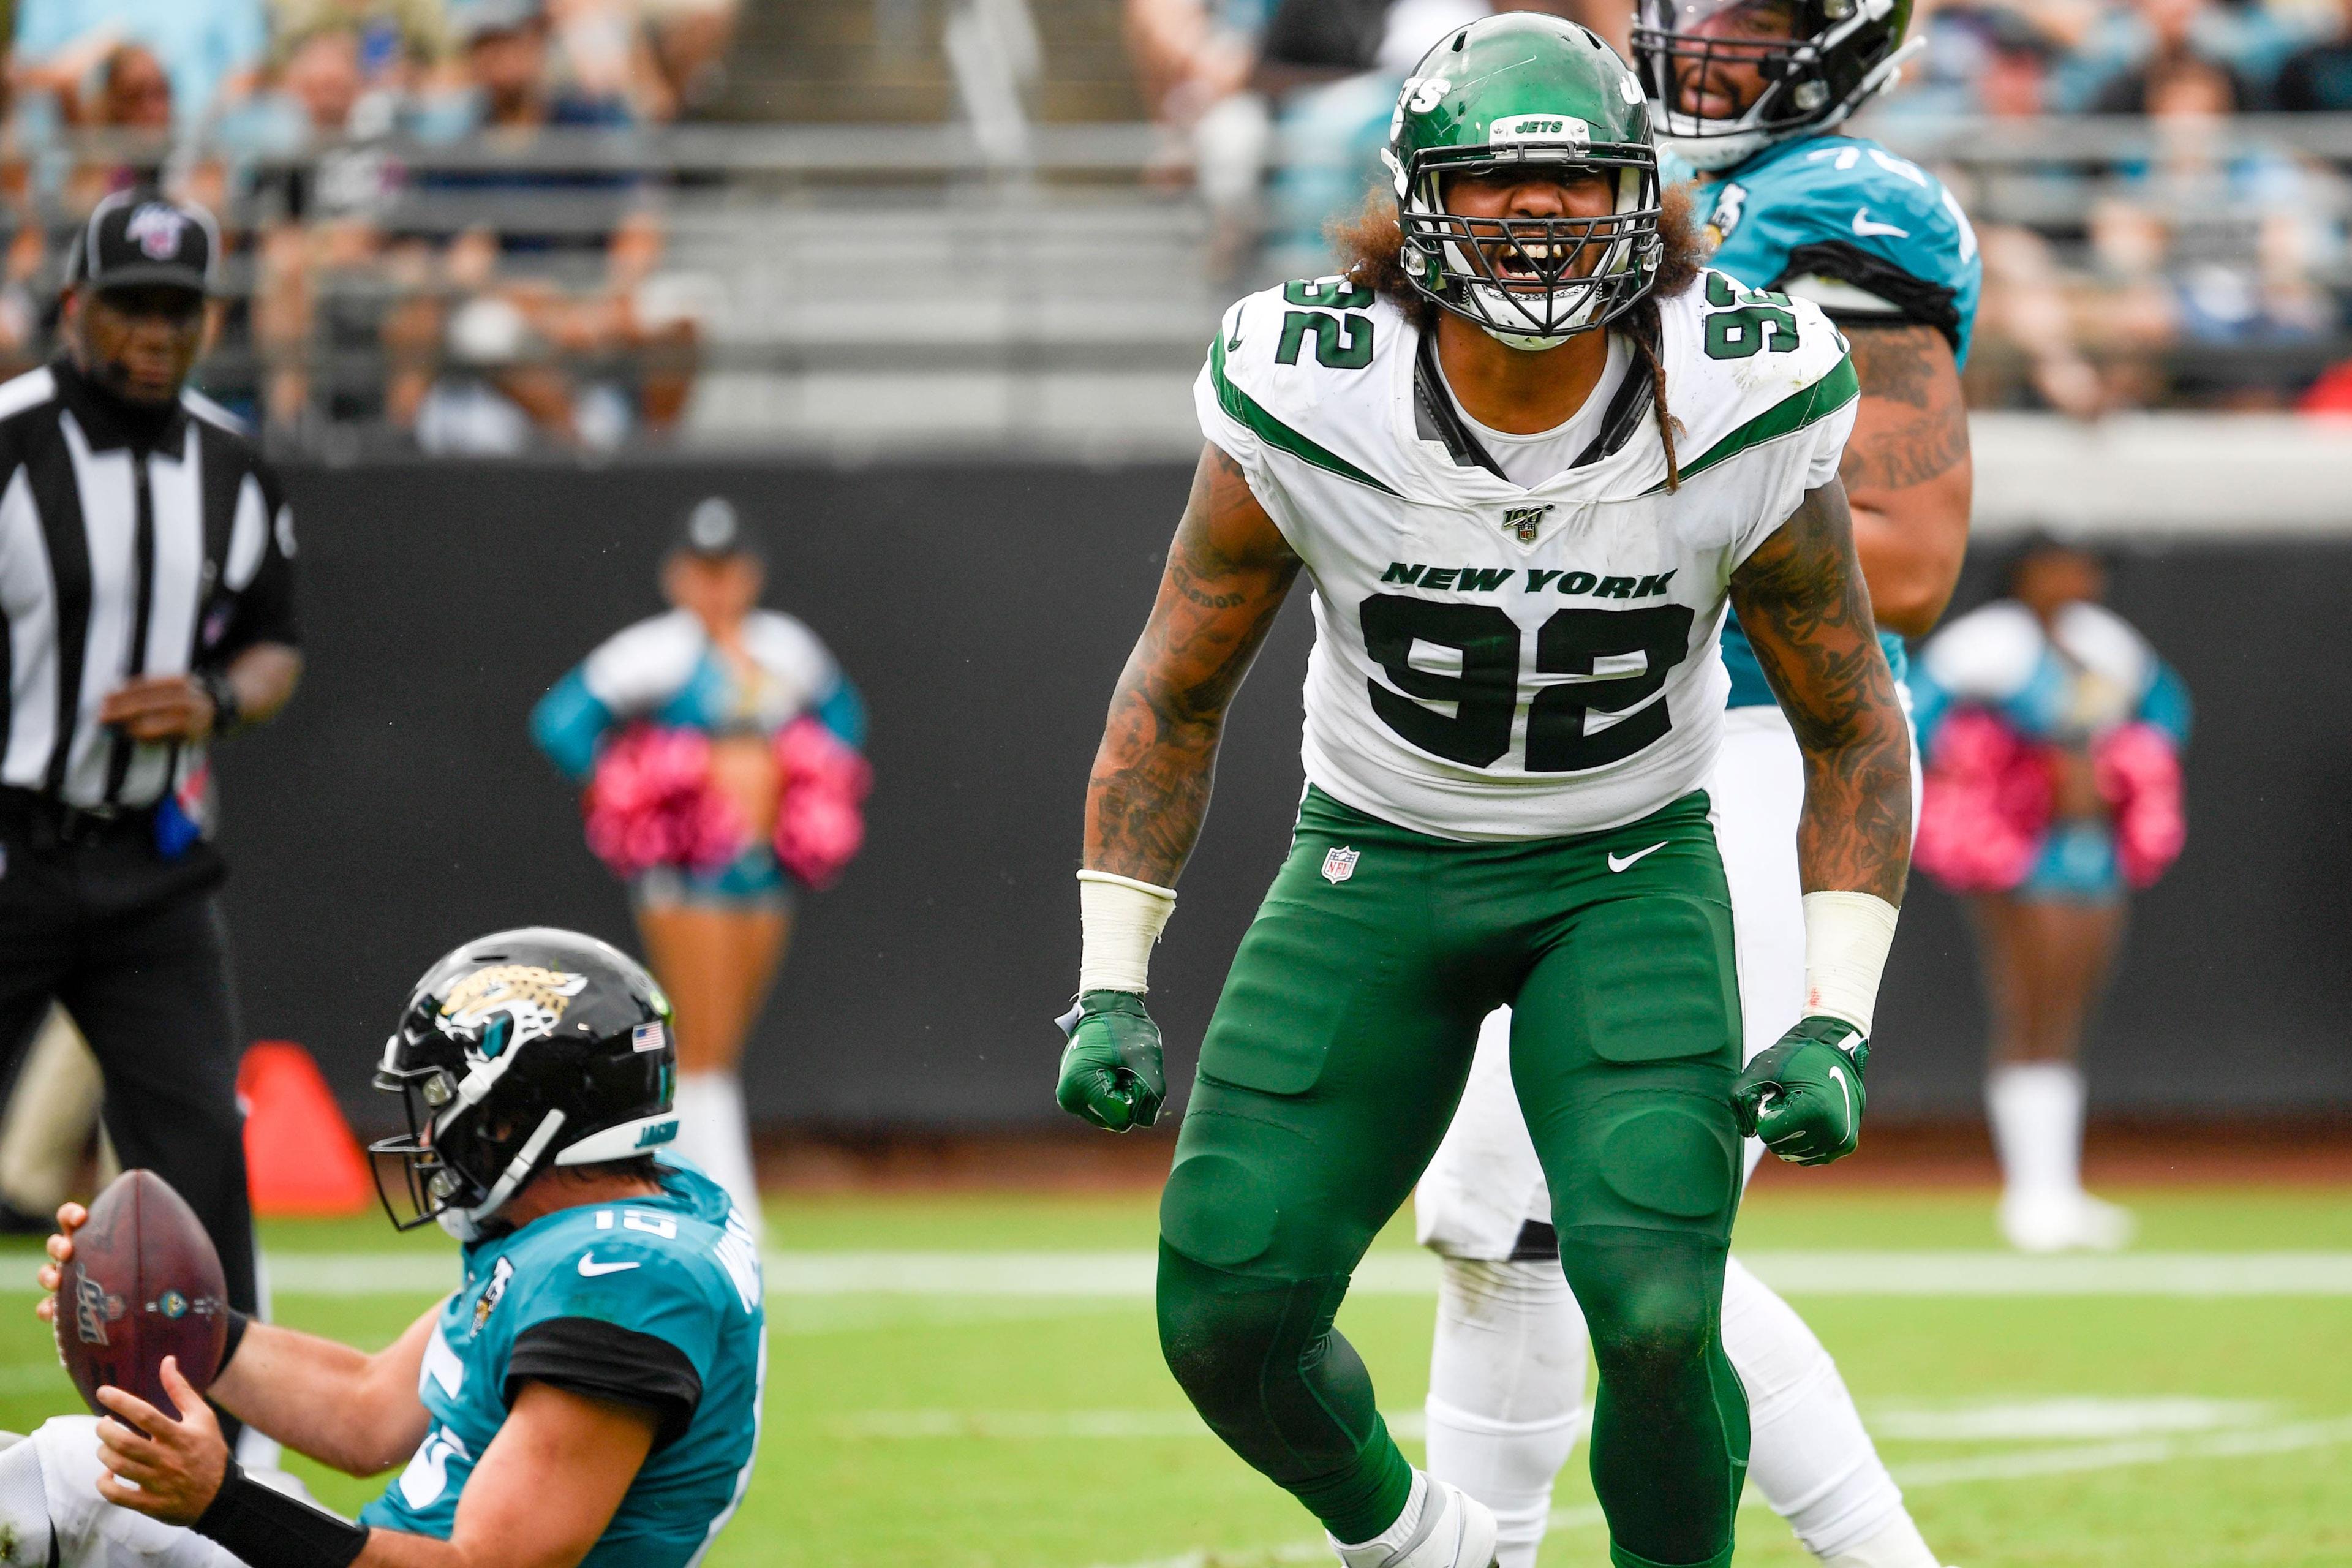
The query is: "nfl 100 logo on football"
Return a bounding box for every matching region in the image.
[1322,846,1359,884]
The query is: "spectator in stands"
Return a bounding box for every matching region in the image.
[2274,0,2352,111]
[12,0,270,129]
[1126,0,1273,277]
[388,0,704,450]
[1947,10,2122,416]
[2087,50,2339,402]
[245,24,405,429]
[547,0,695,124]
[638,0,742,117]
[2084,0,2260,113]
[268,0,452,95]
[61,44,217,217]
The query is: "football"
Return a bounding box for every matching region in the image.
[55,1169,229,1422]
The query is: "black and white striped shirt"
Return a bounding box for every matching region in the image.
[0,360,299,811]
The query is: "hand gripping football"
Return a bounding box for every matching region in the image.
[55,1170,230,1421]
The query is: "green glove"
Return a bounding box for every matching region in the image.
[1733,1016,1870,1166]
[1055,990,1167,1133]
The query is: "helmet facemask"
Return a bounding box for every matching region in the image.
[1634,0,1917,171]
[371,1016,573,1241]
[1396,146,1664,350]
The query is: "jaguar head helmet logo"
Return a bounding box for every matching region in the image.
[439,965,589,1060]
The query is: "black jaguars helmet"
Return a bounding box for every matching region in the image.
[372,927,677,1240]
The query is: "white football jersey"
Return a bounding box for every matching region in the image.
[1194,270,1857,841]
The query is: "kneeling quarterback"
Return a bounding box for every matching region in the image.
[1058,15,1909,1568]
[13,928,764,1568]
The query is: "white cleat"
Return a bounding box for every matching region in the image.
[1330,1478,1501,1568]
[1999,1191,2136,1253]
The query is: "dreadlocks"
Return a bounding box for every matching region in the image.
[1329,182,1705,489]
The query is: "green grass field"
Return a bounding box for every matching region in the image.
[3,1183,2348,1567]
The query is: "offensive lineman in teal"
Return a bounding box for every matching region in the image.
[22,929,763,1568]
[1415,5,1979,1567]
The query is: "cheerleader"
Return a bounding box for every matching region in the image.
[1912,537,2190,1253]
[530,497,869,1232]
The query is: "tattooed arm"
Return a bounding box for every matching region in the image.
[1084,442,1304,886]
[1729,477,1912,904]
[1837,322,1972,638]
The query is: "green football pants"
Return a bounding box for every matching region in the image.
[1158,786,1749,1568]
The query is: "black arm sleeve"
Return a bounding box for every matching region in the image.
[1771,241,1964,352]
[189,1463,368,1568]
[506,1316,704,1450]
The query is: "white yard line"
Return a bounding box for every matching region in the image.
[2,1248,2334,1299]
[1087,1412,2352,1568]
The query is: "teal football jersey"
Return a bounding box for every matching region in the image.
[1671,134,1981,709]
[360,1161,765,1566]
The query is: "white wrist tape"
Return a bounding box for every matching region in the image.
[1077,870,1177,995]
[1801,891,1900,1036]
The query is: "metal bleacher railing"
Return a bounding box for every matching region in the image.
[15,109,2352,467]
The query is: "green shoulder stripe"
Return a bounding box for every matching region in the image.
[1665,353,1861,490]
[1210,332,1400,496]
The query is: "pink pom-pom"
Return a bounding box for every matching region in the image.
[1915,708,2052,894]
[582,725,748,880]
[772,718,872,889]
[2096,722,2186,889]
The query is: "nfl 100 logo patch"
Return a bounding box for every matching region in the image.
[1321,846,1359,884]
[1501,504,1551,543]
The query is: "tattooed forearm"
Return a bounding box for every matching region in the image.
[1839,323,1970,493]
[1836,322,1972,636]
[1084,445,1303,886]
[1730,479,1912,903]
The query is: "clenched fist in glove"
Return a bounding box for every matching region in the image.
[1056,990,1167,1133]
[1734,1016,1869,1166]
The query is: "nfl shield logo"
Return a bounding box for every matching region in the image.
[1321,846,1359,884]
[1502,505,1550,544]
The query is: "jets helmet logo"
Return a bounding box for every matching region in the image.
[440,965,589,1057]
[1501,505,1551,544]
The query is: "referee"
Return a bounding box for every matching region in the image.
[0,189,300,1316]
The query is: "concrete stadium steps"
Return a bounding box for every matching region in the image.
[712,0,1144,125]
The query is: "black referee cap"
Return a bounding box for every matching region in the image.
[65,189,221,298]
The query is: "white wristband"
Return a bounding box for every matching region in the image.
[1801,891,1900,1037]
[1077,870,1177,995]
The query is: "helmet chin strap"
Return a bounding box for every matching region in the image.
[437,1108,568,1241]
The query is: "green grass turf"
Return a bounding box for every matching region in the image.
[0,1185,2343,1566]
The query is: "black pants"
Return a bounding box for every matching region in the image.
[0,808,257,1314]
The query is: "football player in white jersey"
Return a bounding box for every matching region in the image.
[1412,2,1978,1566]
[1055,17,1912,1568]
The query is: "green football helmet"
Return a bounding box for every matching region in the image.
[1385,14,1664,349]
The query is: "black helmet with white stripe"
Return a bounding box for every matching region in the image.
[372,927,677,1240]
